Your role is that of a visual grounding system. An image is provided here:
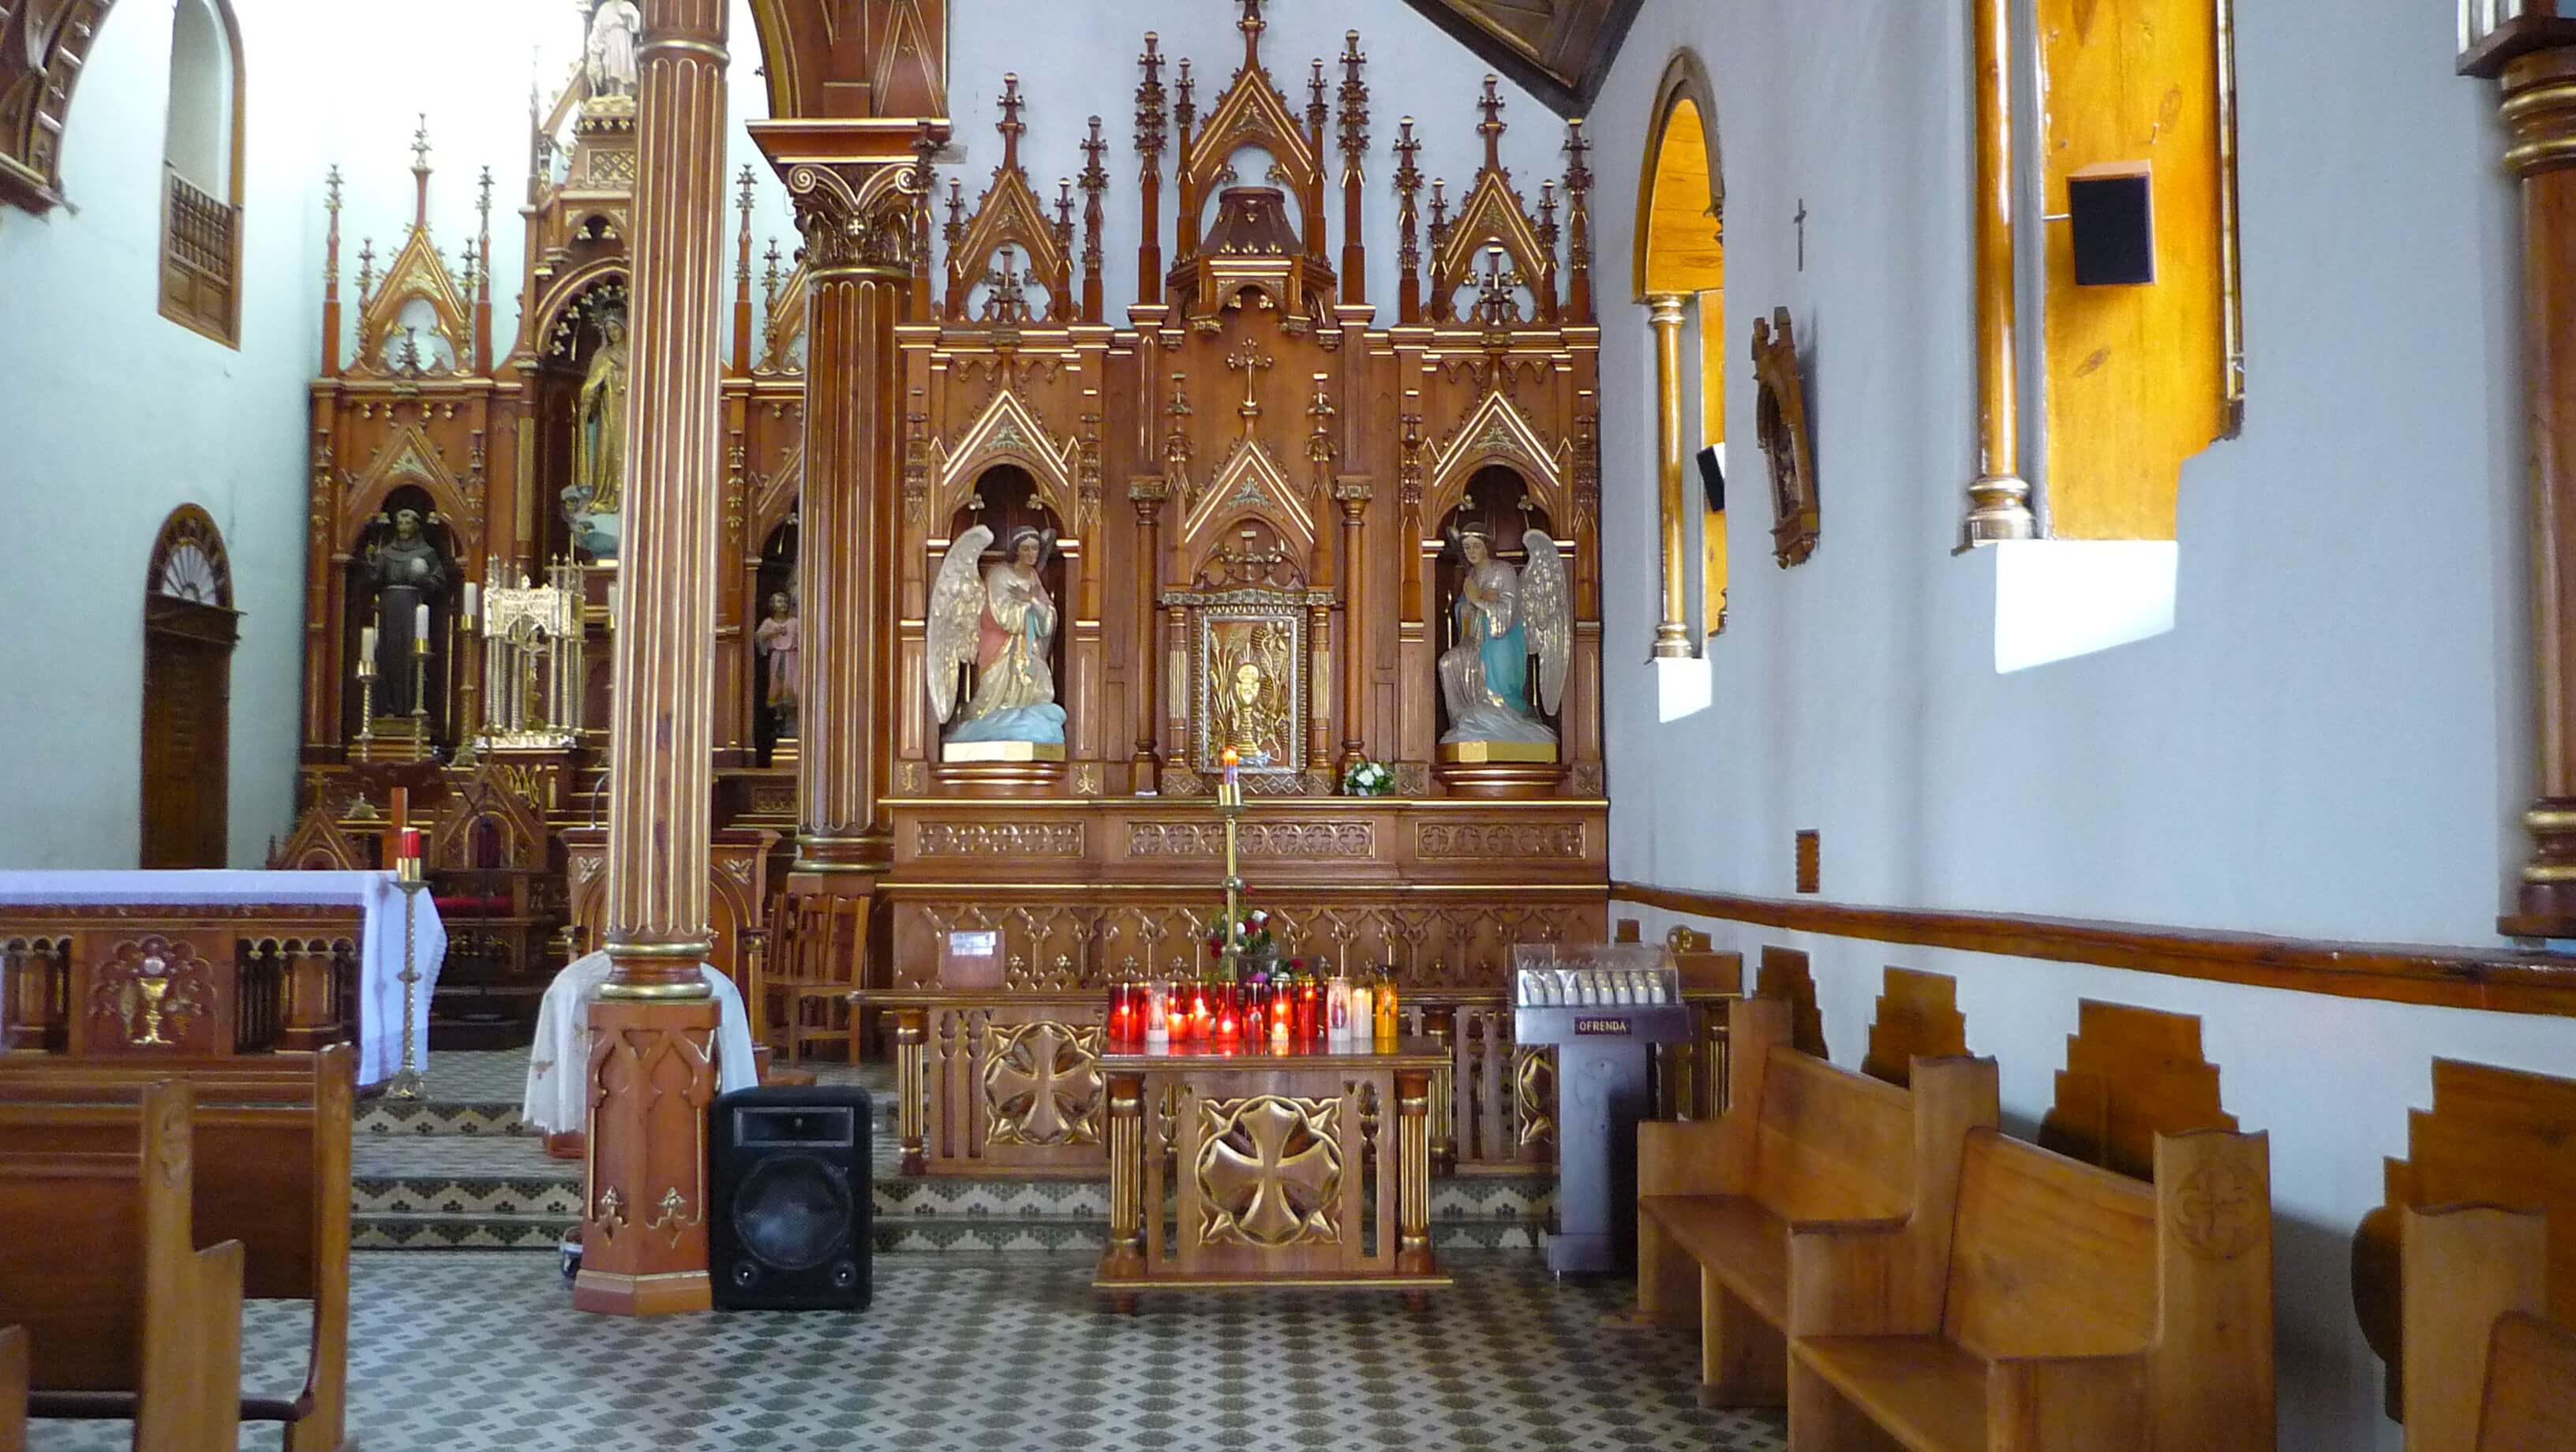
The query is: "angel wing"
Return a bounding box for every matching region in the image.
[926,525,994,724]
[1520,530,1572,717]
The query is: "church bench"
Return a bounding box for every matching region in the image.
[1787,1126,2275,1452]
[1635,996,1999,1406]
[0,1047,350,1452]
[0,1326,24,1452]
[0,1080,244,1452]
[2399,1203,2574,1452]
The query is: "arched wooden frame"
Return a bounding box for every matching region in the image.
[140,504,238,870]
[526,262,631,369]
[145,503,234,609]
[1632,50,1724,304]
[165,0,245,207]
[1421,394,1570,533]
[0,0,124,213]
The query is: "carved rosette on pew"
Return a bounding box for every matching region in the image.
[574,0,732,1319]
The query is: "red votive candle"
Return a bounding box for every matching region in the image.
[1296,980,1318,1042]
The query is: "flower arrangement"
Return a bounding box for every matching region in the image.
[1207,907,1275,976]
[1342,759,1396,798]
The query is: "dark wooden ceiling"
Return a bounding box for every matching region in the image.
[1398,0,1646,117]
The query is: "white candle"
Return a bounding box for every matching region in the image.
[462,582,480,623]
[361,625,378,657]
[414,602,430,639]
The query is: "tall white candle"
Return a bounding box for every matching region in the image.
[462,582,480,623]
[414,602,430,639]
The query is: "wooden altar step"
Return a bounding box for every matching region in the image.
[350,1132,1556,1253]
[350,1053,1556,1254]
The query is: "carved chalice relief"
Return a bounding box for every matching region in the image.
[94,939,207,1050]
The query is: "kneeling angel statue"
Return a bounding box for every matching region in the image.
[927,524,1067,747]
[1437,526,1572,747]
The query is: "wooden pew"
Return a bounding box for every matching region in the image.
[0,1046,351,1452]
[0,1080,244,1452]
[2399,1203,2573,1452]
[1635,997,2000,1406]
[1788,1126,2275,1452]
[0,1325,26,1452]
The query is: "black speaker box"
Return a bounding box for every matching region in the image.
[1695,446,1725,513]
[710,1085,872,1312]
[2068,166,2155,287]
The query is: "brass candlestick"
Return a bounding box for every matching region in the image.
[410,633,431,762]
[355,651,377,750]
[386,862,429,1100]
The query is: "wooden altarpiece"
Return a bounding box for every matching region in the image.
[294,32,813,1042]
[860,4,1620,1180]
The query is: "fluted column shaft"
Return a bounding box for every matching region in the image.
[577,0,728,1321]
[601,0,728,987]
[795,259,906,873]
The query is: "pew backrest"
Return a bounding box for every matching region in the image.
[1941,1127,2159,1360]
[1750,1050,1916,1224]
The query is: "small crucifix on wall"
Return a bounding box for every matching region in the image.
[1795,199,1809,273]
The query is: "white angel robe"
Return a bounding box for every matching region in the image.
[522,951,761,1136]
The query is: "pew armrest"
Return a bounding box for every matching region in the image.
[1639,1118,1747,1199]
[1985,1353,2150,1452]
[1785,1216,1934,1337]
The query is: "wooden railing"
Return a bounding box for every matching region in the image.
[159,168,239,345]
[0,909,358,1057]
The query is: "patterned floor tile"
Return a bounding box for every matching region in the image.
[28,1253,1784,1452]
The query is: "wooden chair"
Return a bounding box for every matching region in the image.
[0,1047,352,1452]
[2398,1204,2573,1452]
[766,891,863,1065]
[1635,996,1999,1407]
[0,1080,245,1452]
[1788,1126,2275,1451]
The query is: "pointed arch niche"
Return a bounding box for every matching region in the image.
[141,505,238,868]
[1635,52,1724,717]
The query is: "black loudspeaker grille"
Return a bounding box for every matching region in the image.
[2069,168,2155,287]
[732,1155,852,1271]
[710,1085,871,1312]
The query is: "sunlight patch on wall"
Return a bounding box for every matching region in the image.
[1992,540,2177,673]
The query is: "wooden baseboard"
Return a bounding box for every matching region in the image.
[1611,881,2576,1019]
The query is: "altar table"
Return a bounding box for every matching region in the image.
[0,870,444,1085]
[1095,1037,1452,1309]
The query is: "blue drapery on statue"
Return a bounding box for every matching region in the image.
[1463,595,1532,717]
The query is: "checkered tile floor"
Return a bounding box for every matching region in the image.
[29,1254,1787,1452]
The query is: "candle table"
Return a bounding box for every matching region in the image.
[1095,1035,1452,1311]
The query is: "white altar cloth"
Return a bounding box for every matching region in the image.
[0,869,445,1084]
[521,952,760,1136]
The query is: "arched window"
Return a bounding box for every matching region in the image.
[159,0,245,346]
[141,506,238,868]
[1636,54,1725,657]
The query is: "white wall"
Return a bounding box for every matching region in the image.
[0,0,317,868]
[1589,2,2566,1448]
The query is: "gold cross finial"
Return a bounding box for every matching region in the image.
[997,73,1026,168]
[1241,0,1267,68]
[1477,77,1507,170]
[1225,342,1275,432]
[411,114,432,172]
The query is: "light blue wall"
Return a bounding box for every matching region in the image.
[1591,3,2556,1448]
[0,0,319,868]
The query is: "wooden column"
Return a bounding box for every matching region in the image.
[761,133,936,989]
[1337,480,1371,771]
[1964,0,2038,544]
[1648,295,1694,657]
[2468,17,2576,934]
[576,0,729,1319]
[1131,481,1167,788]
